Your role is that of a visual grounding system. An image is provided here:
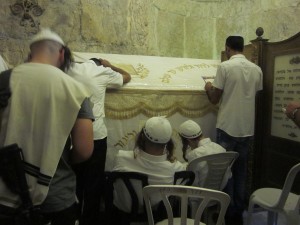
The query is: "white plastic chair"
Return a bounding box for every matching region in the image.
[186,151,238,222]
[187,151,239,191]
[143,185,230,225]
[247,162,300,225]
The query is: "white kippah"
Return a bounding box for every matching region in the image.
[143,116,172,144]
[30,28,65,46]
[178,120,202,139]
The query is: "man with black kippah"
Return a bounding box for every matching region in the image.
[204,35,263,225]
[67,56,131,225]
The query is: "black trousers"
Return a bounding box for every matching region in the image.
[0,204,17,225]
[0,203,77,225]
[42,203,77,225]
[76,138,107,225]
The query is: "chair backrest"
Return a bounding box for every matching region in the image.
[106,171,149,218]
[143,185,230,225]
[173,171,195,186]
[276,162,300,209]
[187,151,239,190]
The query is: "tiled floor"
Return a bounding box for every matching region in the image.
[243,210,287,225]
[132,210,288,225]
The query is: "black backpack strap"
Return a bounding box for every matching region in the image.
[0,144,47,225]
[0,144,32,208]
[0,69,12,109]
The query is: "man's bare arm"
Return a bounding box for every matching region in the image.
[285,101,300,128]
[100,59,131,83]
[205,81,223,105]
[70,118,94,164]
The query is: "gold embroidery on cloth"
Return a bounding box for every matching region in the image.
[105,90,217,119]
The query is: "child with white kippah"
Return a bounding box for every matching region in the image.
[112,116,185,222]
[178,120,230,189]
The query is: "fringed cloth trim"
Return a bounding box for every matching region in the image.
[105,90,217,119]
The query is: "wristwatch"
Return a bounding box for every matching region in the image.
[292,108,300,120]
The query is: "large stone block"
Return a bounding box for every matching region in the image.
[185,16,216,59]
[155,11,185,57]
[0,0,300,65]
[81,1,129,44]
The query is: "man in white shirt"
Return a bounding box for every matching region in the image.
[204,36,263,225]
[67,57,131,225]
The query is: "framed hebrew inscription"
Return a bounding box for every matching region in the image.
[252,31,300,193]
[271,52,300,142]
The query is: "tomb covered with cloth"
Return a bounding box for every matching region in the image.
[74,52,220,170]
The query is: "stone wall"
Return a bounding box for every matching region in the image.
[0,0,299,66]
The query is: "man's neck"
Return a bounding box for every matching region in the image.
[230,51,243,58]
[30,57,56,67]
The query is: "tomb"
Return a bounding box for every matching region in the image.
[74,52,220,169]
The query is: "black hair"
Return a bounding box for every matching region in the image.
[60,46,74,72]
[180,136,189,162]
[180,134,203,162]
[135,128,176,163]
[89,58,102,66]
[226,36,244,52]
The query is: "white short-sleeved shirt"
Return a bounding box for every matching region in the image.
[67,60,123,140]
[186,138,230,189]
[112,149,185,212]
[213,54,263,137]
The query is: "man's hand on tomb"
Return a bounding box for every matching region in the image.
[100,59,112,68]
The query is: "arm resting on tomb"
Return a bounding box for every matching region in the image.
[205,81,223,105]
[99,58,131,84]
[285,101,300,128]
[293,109,300,128]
